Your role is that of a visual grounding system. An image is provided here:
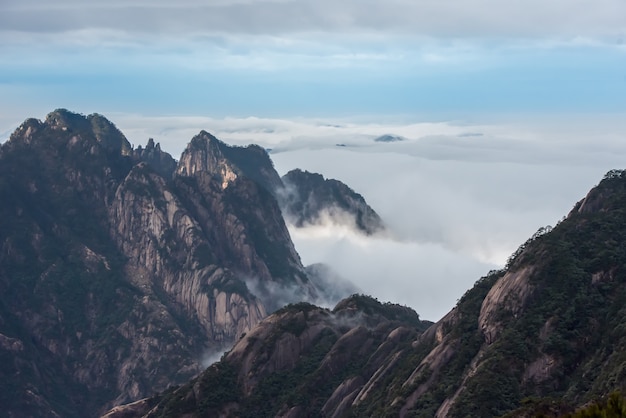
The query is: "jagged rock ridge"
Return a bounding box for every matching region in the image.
[176,130,283,193]
[0,109,353,417]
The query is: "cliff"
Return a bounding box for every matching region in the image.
[0,110,320,416]
[106,169,626,417]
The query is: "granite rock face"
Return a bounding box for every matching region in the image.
[105,295,430,418]
[0,109,316,417]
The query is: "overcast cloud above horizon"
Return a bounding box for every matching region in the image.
[1,0,625,320]
[1,0,625,121]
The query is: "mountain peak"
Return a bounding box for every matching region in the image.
[573,169,626,215]
[88,113,133,156]
[280,168,385,235]
[45,108,91,131]
[133,138,176,179]
[33,109,133,156]
[177,131,282,192]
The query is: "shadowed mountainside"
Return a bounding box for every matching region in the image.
[0,109,368,417]
[279,168,385,235]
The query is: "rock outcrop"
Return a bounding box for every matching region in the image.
[132,138,177,179]
[176,131,283,193]
[108,295,430,418]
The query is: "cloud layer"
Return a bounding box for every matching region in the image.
[38,112,620,321]
[2,111,625,320]
[3,0,626,38]
[2,0,624,122]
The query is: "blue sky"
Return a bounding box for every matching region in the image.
[2,41,624,118]
[1,0,625,121]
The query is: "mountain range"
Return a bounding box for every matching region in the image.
[106,169,626,418]
[2,109,626,417]
[0,109,381,417]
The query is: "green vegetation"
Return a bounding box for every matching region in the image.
[562,392,626,417]
[333,293,425,329]
[239,327,339,417]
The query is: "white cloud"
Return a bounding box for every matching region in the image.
[289,224,496,322]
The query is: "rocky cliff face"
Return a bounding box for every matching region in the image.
[279,168,385,235]
[0,109,327,417]
[132,138,177,179]
[176,131,283,194]
[107,169,626,417]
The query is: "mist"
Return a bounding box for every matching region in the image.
[114,113,626,321]
[3,112,625,321]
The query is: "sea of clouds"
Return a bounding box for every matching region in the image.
[3,113,625,321]
[96,113,626,321]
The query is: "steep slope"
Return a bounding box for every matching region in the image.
[352,168,626,417]
[108,169,626,417]
[0,110,317,417]
[279,168,385,235]
[174,135,385,236]
[104,295,431,418]
[176,131,283,194]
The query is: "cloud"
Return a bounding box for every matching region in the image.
[2,0,625,39]
[288,224,496,322]
[201,348,229,368]
[264,114,625,320]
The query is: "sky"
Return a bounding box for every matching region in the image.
[1,0,626,320]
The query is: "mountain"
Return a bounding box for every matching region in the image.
[0,109,347,417]
[176,131,283,194]
[374,134,405,143]
[279,169,385,235]
[106,170,626,417]
[172,133,383,236]
[102,295,432,418]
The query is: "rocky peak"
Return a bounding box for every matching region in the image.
[574,169,626,215]
[88,113,133,156]
[7,109,133,163]
[176,131,282,193]
[133,138,177,179]
[46,108,92,132]
[9,118,43,144]
[279,168,385,235]
[176,131,238,188]
[42,109,131,156]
